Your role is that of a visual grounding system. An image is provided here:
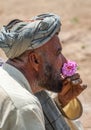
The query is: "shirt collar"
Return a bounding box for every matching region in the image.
[2,63,32,93]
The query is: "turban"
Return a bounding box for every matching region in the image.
[0,13,61,59]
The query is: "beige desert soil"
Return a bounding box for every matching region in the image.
[0,0,91,129]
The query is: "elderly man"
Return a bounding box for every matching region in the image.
[0,13,86,130]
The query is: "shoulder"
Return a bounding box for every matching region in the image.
[0,87,45,130]
[0,67,41,109]
[0,81,41,110]
[0,67,45,130]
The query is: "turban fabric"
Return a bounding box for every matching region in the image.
[0,13,61,59]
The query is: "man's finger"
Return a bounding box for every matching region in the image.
[72,84,87,97]
[72,79,82,85]
[80,84,87,89]
[59,79,71,96]
[70,73,80,80]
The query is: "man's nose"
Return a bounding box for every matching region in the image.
[62,55,67,64]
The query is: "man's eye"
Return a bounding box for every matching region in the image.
[57,50,61,55]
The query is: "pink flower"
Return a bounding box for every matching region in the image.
[62,60,78,77]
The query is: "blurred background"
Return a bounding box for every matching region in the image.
[0,0,91,129]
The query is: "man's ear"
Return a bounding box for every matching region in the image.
[28,52,40,71]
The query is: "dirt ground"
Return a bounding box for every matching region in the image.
[0,0,91,129]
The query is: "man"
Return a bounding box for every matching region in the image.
[0,13,86,130]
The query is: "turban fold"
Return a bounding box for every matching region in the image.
[0,13,61,59]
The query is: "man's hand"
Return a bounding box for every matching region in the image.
[58,73,87,107]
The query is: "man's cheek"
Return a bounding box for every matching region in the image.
[54,58,62,71]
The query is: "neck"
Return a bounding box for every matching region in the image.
[7,59,44,93]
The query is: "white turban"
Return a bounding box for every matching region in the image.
[0,13,61,59]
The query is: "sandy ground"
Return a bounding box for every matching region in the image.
[0,0,91,129]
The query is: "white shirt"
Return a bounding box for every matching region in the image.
[0,63,45,130]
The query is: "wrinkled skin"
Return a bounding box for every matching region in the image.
[35,34,67,92]
[35,35,87,105]
[8,34,87,106]
[58,73,87,106]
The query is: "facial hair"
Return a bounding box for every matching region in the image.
[38,64,63,93]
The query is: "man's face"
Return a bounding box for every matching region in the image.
[37,35,67,92]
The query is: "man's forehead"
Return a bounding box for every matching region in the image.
[45,35,62,50]
[36,35,62,54]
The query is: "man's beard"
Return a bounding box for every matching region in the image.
[38,64,63,93]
